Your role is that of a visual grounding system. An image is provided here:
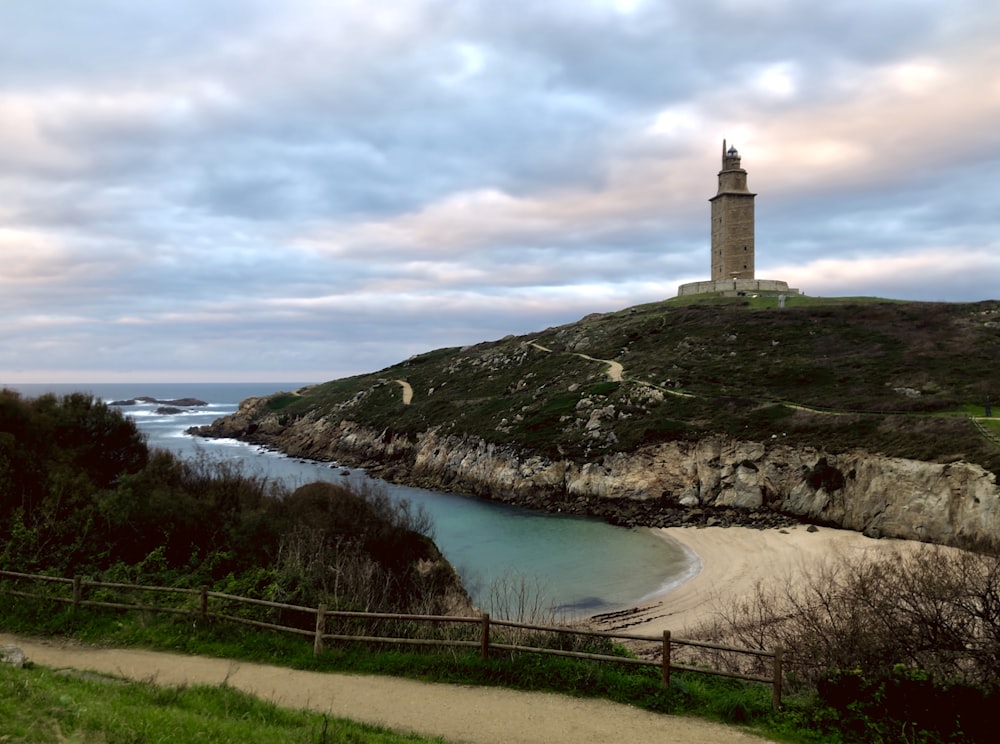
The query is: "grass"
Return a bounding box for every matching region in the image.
[0,661,446,744]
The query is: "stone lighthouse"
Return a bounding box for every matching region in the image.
[677,141,800,297]
[710,140,755,281]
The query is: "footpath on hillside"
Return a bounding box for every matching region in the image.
[2,634,765,744]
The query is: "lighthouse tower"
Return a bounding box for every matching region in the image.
[710,140,755,281]
[676,140,800,297]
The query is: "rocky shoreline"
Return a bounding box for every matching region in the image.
[368,460,801,530]
[189,395,1000,553]
[191,424,803,532]
[112,396,207,407]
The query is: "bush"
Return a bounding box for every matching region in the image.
[0,390,463,617]
[818,666,996,742]
[693,545,1000,741]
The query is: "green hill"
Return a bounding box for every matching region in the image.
[208,295,1000,479]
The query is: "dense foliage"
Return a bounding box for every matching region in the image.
[0,389,458,614]
[0,391,149,572]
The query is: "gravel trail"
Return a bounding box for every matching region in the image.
[2,634,766,744]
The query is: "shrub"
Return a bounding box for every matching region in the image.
[1,389,463,617]
[699,546,1000,688]
[691,543,1000,741]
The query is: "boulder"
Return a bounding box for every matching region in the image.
[1,645,25,668]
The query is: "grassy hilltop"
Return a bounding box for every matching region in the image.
[257,295,1000,477]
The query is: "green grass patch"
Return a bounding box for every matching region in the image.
[958,402,999,421]
[589,381,620,396]
[0,662,444,744]
[265,394,300,411]
[980,418,1000,436]
[751,403,795,424]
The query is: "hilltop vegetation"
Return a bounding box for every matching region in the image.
[0,390,465,615]
[242,296,1000,476]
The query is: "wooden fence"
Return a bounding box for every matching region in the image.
[0,569,783,708]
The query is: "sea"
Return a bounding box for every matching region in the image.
[4,381,693,617]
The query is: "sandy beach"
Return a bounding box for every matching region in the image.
[592,524,942,636]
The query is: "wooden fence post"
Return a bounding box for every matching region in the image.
[72,575,82,611]
[661,630,671,689]
[480,612,490,661]
[200,585,208,620]
[314,604,327,657]
[772,647,783,710]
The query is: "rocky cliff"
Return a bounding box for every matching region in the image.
[196,394,1000,552]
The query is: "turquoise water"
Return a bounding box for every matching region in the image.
[5,382,691,616]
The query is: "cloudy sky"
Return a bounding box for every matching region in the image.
[2,0,998,383]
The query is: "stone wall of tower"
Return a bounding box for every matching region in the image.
[710,194,755,280]
[709,142,756,281]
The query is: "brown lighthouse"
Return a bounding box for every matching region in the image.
[710,139,756,281]
[676,140,800,297]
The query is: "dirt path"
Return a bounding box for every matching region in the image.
[395,379,414,405]
[2,634,765,744]
[529,342,623,383]
[573,353,624,382]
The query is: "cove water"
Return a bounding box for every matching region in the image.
[6,382,691,616]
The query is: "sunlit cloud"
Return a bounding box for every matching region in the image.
[773,247,1000,300]
[750,61,799,99]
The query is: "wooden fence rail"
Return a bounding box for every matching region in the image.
[0,569,783,708]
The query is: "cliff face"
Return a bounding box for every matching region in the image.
[198,396,1000,552]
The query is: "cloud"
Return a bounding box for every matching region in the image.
[778,248,1000,302]
[0,0,997,382]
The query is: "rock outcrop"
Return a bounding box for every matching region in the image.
[193,396,1000,552]
[111,397,207,407]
